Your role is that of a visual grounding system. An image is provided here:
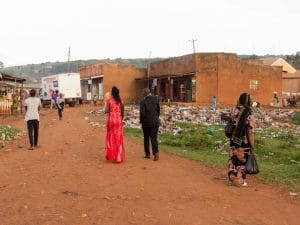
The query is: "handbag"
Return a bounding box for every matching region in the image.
[245,154,260,174]
[224,120,235,138]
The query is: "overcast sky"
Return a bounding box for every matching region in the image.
[1,0,299,66]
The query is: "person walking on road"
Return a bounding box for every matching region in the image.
[56,93,65,120]
[227,92,255,187]
[212,96,217,111]
[140,88,160,161]
[50,89,56,109]
[24,89,41,150]
[105,86,125,163]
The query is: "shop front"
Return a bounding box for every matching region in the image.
[136,74,196,103]
[0,73,26,115]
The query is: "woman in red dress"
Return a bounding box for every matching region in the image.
[105,86,125,163]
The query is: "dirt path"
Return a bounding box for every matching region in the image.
[0,105,299,225]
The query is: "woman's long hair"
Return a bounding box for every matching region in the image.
[111,86,122,105]
[232,93,252,147]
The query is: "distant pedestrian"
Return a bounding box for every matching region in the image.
[273,92,279,107]
[11,91,20,115]
[50,90,56,109]
[24,89,41,150]
[93,94,97,106]
[140,88,160,161]
[21,90,29,114]
[212,96,217,110]
[105,86,125,163]
[56,93,65,120]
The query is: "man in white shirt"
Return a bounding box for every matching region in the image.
[24,89,41,150]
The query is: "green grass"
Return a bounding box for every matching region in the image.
[0,125,21,141]
[292,112,300,125]
[125,124,300,191]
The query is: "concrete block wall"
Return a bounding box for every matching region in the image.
[80,64,103,78]
[195,54,219,105]
[217,54,282,106]
[102,63,146,103]
[149,54,195,76]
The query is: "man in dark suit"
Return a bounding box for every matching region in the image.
[140,88,160,161]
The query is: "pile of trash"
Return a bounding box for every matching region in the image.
[86,105,300,134]
[122,105,300,134]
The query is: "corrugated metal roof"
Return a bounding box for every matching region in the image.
[0,72,26,82]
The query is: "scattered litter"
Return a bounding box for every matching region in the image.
[289,192,298,197]
[207,127,215,135]
[84,105,300,135]
[289,160,299,164]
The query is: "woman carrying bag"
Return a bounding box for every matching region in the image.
[227,93,258,187]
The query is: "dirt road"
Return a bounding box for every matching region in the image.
[0,105,299,225]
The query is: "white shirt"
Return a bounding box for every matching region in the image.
[24,97,41,121]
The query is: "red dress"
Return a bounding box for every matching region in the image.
[105,98,125,163]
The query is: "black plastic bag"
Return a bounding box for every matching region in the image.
[224,121,235,138]
[246,154,260,174]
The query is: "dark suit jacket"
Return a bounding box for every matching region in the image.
[140,95,160,127]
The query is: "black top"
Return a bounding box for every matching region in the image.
[140,95,160,127]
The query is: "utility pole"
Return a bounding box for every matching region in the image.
[189,39,197,54]
[147,51,152,89]
[67,47,71,74]
[189,39,197,102]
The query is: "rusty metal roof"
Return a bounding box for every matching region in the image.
[0,72,26,83]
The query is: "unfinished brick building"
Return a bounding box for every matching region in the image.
[143,53,282,106]
[80,63,146,103]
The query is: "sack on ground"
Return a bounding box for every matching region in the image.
[245,154,260,174]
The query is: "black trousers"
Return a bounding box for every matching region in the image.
[58,108,63,119]
[27,120,39,147]
[142,126,159,156]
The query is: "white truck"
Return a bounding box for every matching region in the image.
[41,73,81,107]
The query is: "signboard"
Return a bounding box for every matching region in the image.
[88,79,92,85]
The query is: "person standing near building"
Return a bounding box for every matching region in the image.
[56,93,65,120]
[11,91,20,115]
[50,89,55,109]
[24,89,41,150]
[21,90,29,114]
[93,94,97,106]
[140,88,160,161]
[212,96,217,110]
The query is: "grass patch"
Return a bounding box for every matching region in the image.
[0,125,21,141]
[292,112,300,125]
[125,124,300,191]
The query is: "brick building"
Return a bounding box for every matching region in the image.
[80,62,146,103]
[262,57,300,101]
[143,53,282,106]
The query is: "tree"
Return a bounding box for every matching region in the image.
[0,61,4,68]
